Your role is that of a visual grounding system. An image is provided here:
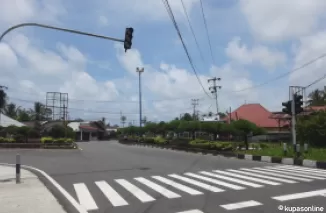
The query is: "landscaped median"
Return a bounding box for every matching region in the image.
[119,136,326,169]
[0,136,78,149]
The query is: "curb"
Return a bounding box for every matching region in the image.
[120,141,326,170]
[0,163,86,213]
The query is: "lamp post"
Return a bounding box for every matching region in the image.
[136,67,144,127]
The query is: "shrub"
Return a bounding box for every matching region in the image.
[41,137,53,144]
[0,137,15,143]
[144,137,155,143]
[13,134,24,142]
[154,136,167,144]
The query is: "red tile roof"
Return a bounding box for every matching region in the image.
[79,126,99,131]
[223,103,285,128]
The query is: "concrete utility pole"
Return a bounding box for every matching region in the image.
[136,67,144,127]
[191,99,199,120]
[0,85,8,126]
[208,77,221,120]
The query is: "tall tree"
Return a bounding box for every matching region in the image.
[17,109,31,122]
[4,103,17,119]
[308,89,326,106]
[0,88,7,115]
[180,113,193,121]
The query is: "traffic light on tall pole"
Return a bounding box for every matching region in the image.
[294,94,304,114]
[282,100,291,115]
[124,27,134,52]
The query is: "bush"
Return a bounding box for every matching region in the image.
[143,137,155,143]
[41,137,54,143]
[0,137,15,143]
[28,128,40,138]
[154,136,167,144]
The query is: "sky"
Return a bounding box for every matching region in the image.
[1,0,326,126]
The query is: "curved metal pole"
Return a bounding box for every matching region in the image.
[0,22,124,43]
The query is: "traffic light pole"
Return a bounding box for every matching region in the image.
[291,92,297,151]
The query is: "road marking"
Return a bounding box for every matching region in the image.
[212,170,280,186]
[177,210,204,213]
[274,165,326,175]
[73,183,98,211]
[152,176,203,195]
[265,167,326,179]
[220,200,263,210]
[260,167,325,180]
[135,177,181,198]
[185,173,245,190]
[200,171,263,188]
[226,169,297,183]
[272,189,326,201]
[251,168,313,182]
[169,174,225,192]
[115,179,155,203]
[95,181,128,207]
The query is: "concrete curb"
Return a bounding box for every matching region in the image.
[120,141,326,170]
[0,163,85,213]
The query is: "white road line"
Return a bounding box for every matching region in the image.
[220,200,263,210]
[212,170,281,186]
[275,165,326,174]
[272,189,326,201]
[115,179,155,203]
[73,183,98,211]
[177,210,204,213]
[185,173,245,190]
[226,169,297,184]
[240,168,312,182]
[265,167,326,178]
[152,176,203,195]
[259,167,325,180]
[169,174,225,193]
[135,177,181,199]
[200,171,263,188]
[95,181,129,207]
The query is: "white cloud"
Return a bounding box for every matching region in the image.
[240,0,326,42]
[226,37,287,70]
[98,15,109,26]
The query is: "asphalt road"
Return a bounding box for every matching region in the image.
[0,140,325,213]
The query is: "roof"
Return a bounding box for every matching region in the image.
[223,104,286,128]
[0,113,26,127]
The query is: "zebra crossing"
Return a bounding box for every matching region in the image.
[72,165,326,211]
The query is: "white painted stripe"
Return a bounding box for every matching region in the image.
[152,176,203,195]
[241,168,312,182]
[135,177,181,198]
[272,189,326,201]
[169,174,224,192]
[73,183,98,211]
[212,170,280,186]
[261,167,325,180]
[220,200,262,210]
[185,173,245,190]
[266,167,326,178]
[177,210,204,213]
[276,165,326,174]
[95,181,128,207]
[226,169,297,183]
[200,171,263,188]
[115,179,155,203]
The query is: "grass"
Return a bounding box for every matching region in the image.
[238,143,326,161]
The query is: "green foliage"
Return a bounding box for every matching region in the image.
[41,137,74,143]
[0,137,15,143]
[48,125,75,139]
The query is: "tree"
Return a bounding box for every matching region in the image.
[0,88,7,115]
[17,108,32,122]
[4,103,18,119]
[307,89,326,106]
[121,115,126,127]
[180,113,193,121]
[231,119,261,150]
[32,102,51,121]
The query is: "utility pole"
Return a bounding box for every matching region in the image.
[0,85,8,126]
[191,99,199,120]
[208,77,221,120]
[136,67,144,127]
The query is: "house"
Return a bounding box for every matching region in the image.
[68,121,106,141]
[0,113,26,127]
[222,103,288,132]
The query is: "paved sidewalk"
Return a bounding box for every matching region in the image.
[0,165,66,213]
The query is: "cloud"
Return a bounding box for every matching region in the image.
[98,15,109,26]
[225,37,287,70]
[239,0,326,42]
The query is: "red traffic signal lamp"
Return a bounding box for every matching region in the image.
[124,27,134,52]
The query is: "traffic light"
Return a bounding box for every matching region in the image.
[282,100,291,115]
[294,94,304,114]
[124,27,134,52]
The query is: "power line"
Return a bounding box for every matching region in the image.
[304,74,326,89]
[162,0,212,98]
[180,0,206,64]
[199,0,215,64]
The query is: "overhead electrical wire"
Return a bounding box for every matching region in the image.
[162,0,212,98]
[180,0,206,64]
[199,0,215,64]
[304,74,326,89]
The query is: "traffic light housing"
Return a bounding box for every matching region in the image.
[282,101,291,115]
[124,27,134,52]
[294,94,304,114]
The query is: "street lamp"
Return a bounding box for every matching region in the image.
[136,67,144,127]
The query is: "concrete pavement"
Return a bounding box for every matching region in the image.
[0,140,325,213]
[0,165,66,213]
